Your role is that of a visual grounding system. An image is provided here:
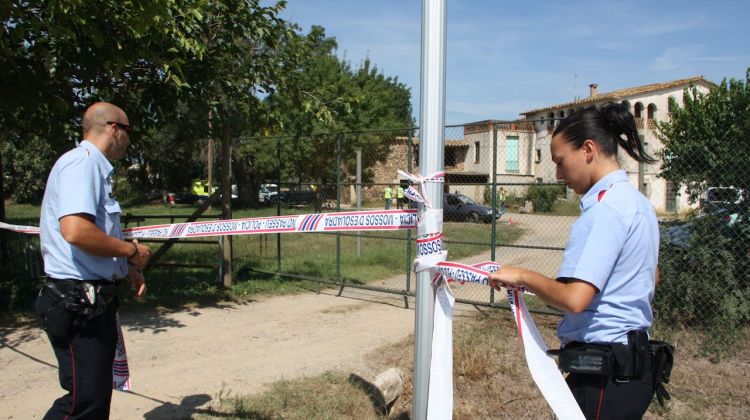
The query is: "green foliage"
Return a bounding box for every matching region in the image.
[2,137,56,203]
[1,0,298,202]
[526,184,565,213]
[252,26,414,188]
[0,234,44,313]
[655,216,750,353]
[656,70,750,202]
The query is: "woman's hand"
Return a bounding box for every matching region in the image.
[488,266,527,291]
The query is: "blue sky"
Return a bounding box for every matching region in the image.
[278,0,750,124]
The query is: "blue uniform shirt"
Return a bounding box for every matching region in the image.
[556,169,659,344]
[40,140,128,281]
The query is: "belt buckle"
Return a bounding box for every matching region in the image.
[615,376,631,383]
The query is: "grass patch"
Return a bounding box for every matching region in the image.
[201,372,381,420]
[551,198,581,216]
[2,202,523,311]
[202,311,750,419]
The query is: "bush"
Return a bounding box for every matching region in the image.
[3,137,55,204]
[0,234,44,313]
[655,216,750,353]
[526,184,565,213]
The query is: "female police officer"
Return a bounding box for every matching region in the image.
[489,102,659,419]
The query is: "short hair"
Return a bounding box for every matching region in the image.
[82,102,123,136]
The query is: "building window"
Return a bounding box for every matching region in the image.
[505,136,519,173]
[647,103,657,120]
[535,148,542,163]
[445,148,458,167]
[474,141,480,163]
[634,102,644,118]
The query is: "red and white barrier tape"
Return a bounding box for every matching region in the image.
[0,222,40,234]
[397,169,444,208]
[433,259,583,419]
[0,209,418,238]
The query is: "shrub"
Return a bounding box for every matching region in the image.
[655,216,750,353]
[3,137,55,204]
[526,184,565,213]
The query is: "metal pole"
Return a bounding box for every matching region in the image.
[490,123,498,304]
[356,149,362,257]
[405,131,414,308]
[275,136,281,273]
[413,1,446,418]
[335,134,341,282]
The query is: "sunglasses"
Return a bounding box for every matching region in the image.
[106,121,133,134]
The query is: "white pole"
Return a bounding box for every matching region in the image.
[413,0,446,418]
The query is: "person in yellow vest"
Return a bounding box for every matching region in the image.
[396,185,405,209]
[384,185,392,209]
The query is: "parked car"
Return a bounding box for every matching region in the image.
[258,184,278,204]
[271,184,337,208]
[702,186,745,224]
[662,187,747,249]
[444,193,501,223]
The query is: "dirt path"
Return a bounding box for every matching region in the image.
[0,213,574,419]
[1,288,422,419]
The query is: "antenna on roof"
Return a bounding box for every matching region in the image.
[573,73,578,101]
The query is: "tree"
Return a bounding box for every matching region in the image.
[249,25,414,204]
[1,0,300,205]
[656,70,750,202]
[1,0,212,204]
[656,70,750,346]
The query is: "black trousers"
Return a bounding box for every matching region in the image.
[43,296,119,420]
[566,370,654,420]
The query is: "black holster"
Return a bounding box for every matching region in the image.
[649,340,675,406]
[34,280,116,341]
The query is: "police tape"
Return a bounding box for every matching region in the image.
[434,261,531,294]
[397,169,444,208]
[433,261,584,419]
[507,289,585,419]
[0,209,418,239]
[0,222,40,234]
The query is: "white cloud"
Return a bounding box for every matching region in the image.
[651,45,704,71]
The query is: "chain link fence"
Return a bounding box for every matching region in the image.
[2,121,748,352]
[229,123,571,311]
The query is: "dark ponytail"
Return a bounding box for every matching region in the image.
[553,102,657,164]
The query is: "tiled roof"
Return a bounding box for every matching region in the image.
[520,76,715,116]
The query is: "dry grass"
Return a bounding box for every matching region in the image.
[204,310,750,419]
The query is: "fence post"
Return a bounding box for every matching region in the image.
[405,130,414,308]
[356,148,362,257]
[275,135,282,273]
[335,133,342,284]
[490,123,498,305]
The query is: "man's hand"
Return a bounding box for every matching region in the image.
[126,267,147,300]
[127,239,151,270]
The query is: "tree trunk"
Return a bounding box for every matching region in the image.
[220,117,232,288]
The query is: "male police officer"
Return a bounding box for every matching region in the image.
[37,102,150,419]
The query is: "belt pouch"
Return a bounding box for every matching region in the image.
[558,344,612,375]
